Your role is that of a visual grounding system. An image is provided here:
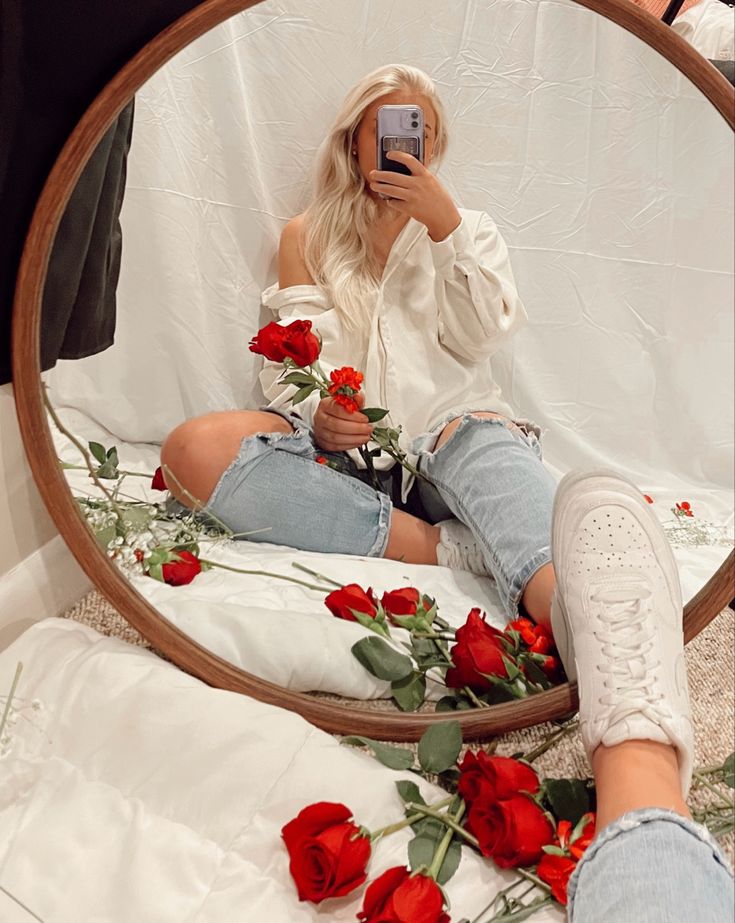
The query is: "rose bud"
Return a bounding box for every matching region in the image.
[357,866,450,923]
[151,466,167,491]
[380,587,423,618]
[445,608,510,692]
[249,319,320,366]
[458,751,540,808]
[325,584,378,622]
[161,550,202,586]
[281,802,371,904]
[466,794,554,868]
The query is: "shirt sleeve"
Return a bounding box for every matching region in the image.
[428,212,527,363]
[258,283,345,429]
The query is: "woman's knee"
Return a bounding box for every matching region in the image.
[435,411,514,451]
[160,410,293,508]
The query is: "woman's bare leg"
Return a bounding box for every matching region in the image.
[592,741,690,831]
[385,511,440,564]
[522,562,556,630]
[161,410,294,509]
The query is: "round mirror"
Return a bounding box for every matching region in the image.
[13,0,734,739]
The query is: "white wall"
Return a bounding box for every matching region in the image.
[0,382,90,649]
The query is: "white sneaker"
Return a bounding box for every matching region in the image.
[550,467,694,796]
[436,519,490,577]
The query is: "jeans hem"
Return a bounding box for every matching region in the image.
[567,808,734,919]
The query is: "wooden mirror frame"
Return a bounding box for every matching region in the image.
[12,0,735,740]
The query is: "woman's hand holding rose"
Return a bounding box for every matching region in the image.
[314,391,373,452]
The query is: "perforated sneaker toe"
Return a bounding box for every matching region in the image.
[436,519,491,577]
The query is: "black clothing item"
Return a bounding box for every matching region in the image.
[0,0,203,385]
[40,102,134,369]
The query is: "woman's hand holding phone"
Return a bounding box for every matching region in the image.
[369,151,461,242]
[313,392,373,452]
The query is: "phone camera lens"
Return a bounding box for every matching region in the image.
[412,111,419,118]
[411,121,418,128]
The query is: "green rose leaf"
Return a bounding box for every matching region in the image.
[408,829,462,886]
[723,752,735,788]
[106,446,119,467]
[93,524,116,550]
[280,370,317,386]
[291,383,318,406]
[543,778,592,826]
[88,441,107,464]
[341,735,415,770]
[391,671,427,712]
[395,780,426,806]
[351,637,414,681]
[417,720,463,774]
[349,608,390,638]
[435,695,473,712]
[362,407,390,423]
[147,562,164,582]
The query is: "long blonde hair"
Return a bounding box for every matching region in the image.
[303,65,448,336]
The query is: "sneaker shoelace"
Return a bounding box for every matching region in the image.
[590,586,670,726]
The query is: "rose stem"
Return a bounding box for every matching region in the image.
[0,662,23,741]
[197,559,326,593]
[44,389,126,522]
[405,801,479,847]
[369,795,454,842]
[478,895,553,923]
[522,718,580,764]
[60,462,154,479]
[291,562,342,588]
[428,801,466,881]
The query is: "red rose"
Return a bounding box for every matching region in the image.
[161,550,202,586]
[458,752,540,808]
[358,867,450,923]
[381,587,420,617]
[675,501,694,517]
[445,608,510,692]
[315,455,328,465]
[281,802,371,903]
[328,366,364,413]
[537,853,577,905]
[325,584,378,622]
[506,617,537,647]
[249,319,321,366]
[466,795,554,868]
[151,466,167,491]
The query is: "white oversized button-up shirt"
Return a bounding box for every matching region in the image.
[260,209,528,498]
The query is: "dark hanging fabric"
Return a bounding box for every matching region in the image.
[40,101,134,369]
[0,0,204,386]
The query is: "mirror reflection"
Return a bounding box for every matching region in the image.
[44,0,734,712]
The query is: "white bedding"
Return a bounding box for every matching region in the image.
[52,408,732,697]
[0,618,562,922]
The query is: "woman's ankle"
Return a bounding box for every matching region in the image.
[592,740,690,830]
[384,510,440,564]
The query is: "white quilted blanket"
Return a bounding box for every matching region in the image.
[0,619,562,923]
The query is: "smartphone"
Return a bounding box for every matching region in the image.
[376,104,425,179]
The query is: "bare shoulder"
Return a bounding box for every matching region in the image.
[278,214,314,287]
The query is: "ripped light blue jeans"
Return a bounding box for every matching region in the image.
[204,409,556,618]
[568,808,734,922]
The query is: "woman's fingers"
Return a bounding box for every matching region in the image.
[369,182,410,199]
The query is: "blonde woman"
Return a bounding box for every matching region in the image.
[162,64,558,629]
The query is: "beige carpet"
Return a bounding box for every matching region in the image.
[62,591,734,864]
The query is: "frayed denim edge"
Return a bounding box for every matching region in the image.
[567,808,734,920]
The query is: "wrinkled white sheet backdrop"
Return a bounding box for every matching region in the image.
[49,0,734,491]
[47,0,734,691]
